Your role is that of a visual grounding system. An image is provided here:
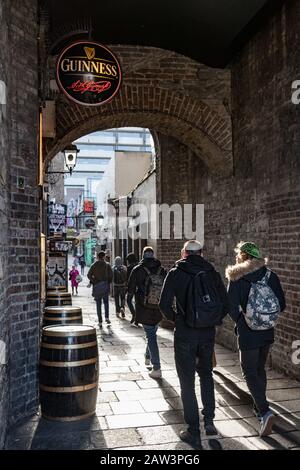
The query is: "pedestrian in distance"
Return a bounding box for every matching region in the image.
[159,240,229,449]
[87,251,113,328]
[226,241,286,437]
[69,265,80,296]
[79,256,86,276]
[127,246,166,379]
[113,256,127,319]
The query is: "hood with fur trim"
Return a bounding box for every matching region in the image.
[225,258,267,282]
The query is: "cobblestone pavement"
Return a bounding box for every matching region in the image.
[6,279,300,450]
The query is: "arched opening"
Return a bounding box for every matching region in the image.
[45,126,158,292]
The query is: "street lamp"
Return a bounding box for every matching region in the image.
[64,144,80,176]
[96,213,104,228]
[46,144,80,181]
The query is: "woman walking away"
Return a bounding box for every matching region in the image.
[226,241,286,437]
[113,256,127,318]
[69,265,80,296]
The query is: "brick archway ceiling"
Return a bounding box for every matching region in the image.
[45,46,232,176]
[46,0,280,68]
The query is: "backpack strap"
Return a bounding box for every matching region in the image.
[143,266,151,276]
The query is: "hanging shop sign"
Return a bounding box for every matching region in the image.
[85,218,96,229]
[56,41,122,107]
[83,198,95,213]
[49,240,72,253]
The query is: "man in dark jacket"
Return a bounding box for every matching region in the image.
[226,241,286,437]
[126,253,138,326]
[159,240,229,449]
[127,246,165,379]
[88,251,113,327]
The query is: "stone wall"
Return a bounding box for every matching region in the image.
[0,0,11,448]
[0,0,40,446]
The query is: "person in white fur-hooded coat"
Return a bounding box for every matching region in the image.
[226,241,285,438]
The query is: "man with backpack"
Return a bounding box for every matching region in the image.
[87,251,113,328]
[226,241,286,437]
[113,256,127,319]
[127,246,166,379]
[159,240,229,449]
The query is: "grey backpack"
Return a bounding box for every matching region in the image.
[244,270,280,330]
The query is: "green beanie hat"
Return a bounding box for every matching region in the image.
[238,242,261,259]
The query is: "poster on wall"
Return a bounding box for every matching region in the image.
[48,203,67,237]
[46,254,68,290]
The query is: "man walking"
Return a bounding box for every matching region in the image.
[88,251,113,328]
[159,240,229,449]
[226,241,286,437]
[127,247,166,378]
[113,256,127,318]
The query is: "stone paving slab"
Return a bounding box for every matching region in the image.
[5,281,300,450]
[110,401,145,415]
[106,412,164,429]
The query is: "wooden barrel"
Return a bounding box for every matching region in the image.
[46,291,72,307]
[43,306,83,327]
[47,286,67,293]
[39,325,99,421]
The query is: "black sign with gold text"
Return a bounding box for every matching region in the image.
[56,41,122,106]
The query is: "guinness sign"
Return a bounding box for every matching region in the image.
[56,41,122,107]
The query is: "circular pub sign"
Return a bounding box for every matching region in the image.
[85,218,96,229]
[56,41,122,107]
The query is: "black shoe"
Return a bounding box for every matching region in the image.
[179,430,202,449]
[205,422,218,436]
[99,323,103,329]
[208,439,223,450]
[106,319,111,325]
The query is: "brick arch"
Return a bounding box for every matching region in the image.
[45,46,232,175]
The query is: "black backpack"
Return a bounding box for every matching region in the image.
[177,270,224,328]
[113,266,127,286]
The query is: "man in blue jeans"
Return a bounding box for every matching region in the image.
[159,240,229,449]
[127,247,166,379]
[88,251,113,328]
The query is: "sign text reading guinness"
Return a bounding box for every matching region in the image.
[56,41,122,107]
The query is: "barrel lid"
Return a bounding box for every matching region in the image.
[44,306,82,313]
[42,325,95,337]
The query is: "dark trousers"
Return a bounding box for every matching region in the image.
[127,295,136,322]
[80,266,85,275]
[175,338,215,436]
[96,295,109,323]
[114,286,126,313]
[240,344,271,416]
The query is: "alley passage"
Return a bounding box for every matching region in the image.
[6,279,300,451]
